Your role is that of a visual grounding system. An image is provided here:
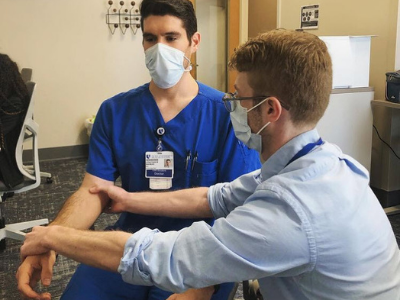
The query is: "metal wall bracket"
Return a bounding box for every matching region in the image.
[106,1,141,35]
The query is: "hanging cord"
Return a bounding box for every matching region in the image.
[373,125,400,160]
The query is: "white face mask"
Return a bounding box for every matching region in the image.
[230,99,270,153]
[145,43,192,89]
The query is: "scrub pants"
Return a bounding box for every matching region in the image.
[61,264,235,300]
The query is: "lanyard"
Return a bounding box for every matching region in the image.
[285,138,323,167]
[155,126,166,152]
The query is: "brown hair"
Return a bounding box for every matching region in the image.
[229,29,332,126]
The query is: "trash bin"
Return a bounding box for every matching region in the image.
[84,115,95,137]
[370,100,400,208]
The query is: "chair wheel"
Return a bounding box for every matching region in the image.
[0,239,6,252]
[2,192,14,201]
[46,177,53,183]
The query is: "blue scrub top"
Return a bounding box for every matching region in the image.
[87,82,261,232]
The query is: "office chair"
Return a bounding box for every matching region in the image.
[20,68,32,83]
[20,68,53,183]
[0,81,49,251]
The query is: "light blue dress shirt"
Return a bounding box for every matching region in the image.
[119,129,400,299]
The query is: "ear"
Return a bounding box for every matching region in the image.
[190,32,201,54]
[264,97,283,123]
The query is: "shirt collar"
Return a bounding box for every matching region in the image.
[261,129,321,181]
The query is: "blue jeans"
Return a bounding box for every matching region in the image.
[61,264,235,300]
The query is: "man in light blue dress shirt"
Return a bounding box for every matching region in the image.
[21,29,400,300]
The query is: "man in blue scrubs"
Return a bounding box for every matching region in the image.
[16,0,260,299]
[21,29,400,300]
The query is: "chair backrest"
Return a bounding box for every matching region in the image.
[20,68,33,83]
[26,80,35,98]
[13,81,41,192]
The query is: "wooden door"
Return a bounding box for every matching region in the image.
[188,0,197,79]
[227,0,240,92]
[189,0,240,90]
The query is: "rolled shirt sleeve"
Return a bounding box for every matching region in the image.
[208,169,262,218]
[118,228,158,286]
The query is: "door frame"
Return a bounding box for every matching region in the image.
[188,0,197,79]
[227,0,247,92]
[189,0,244,91]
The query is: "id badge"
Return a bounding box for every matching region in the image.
[145,151,174,190]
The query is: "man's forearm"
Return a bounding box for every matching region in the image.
[127,187,213,218]
[51,189,105,229]
[51,173,113,229]
[43,226,131,272]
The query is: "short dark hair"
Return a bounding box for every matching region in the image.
[140,0,197,42]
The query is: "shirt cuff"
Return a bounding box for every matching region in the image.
[118,227,159,286]
[208,182,229,218]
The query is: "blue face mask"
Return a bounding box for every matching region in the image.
[230,99,270,153]
[145,43,192,89]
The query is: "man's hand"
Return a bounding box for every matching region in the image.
[166,287,215,300]
[21,226,52,260]
[16,251,56,300]
[90,184,129,213]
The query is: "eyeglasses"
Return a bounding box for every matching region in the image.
[222,91,290,112]
[222,92,267,112]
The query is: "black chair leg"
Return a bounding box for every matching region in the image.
[0,239,5,252]
[243,280,263,300]
[0,200,11,252]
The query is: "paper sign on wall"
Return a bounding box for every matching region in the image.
[301,5,319,29]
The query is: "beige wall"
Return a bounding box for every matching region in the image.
[278,0,399,100]
[2,0,398,150]
[0,0,233,150]
[248,0,277,38]
[0,0,150,149]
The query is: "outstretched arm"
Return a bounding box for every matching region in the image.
[21,225,130,272]
[90,185,213,218]
[21,225,217,300]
